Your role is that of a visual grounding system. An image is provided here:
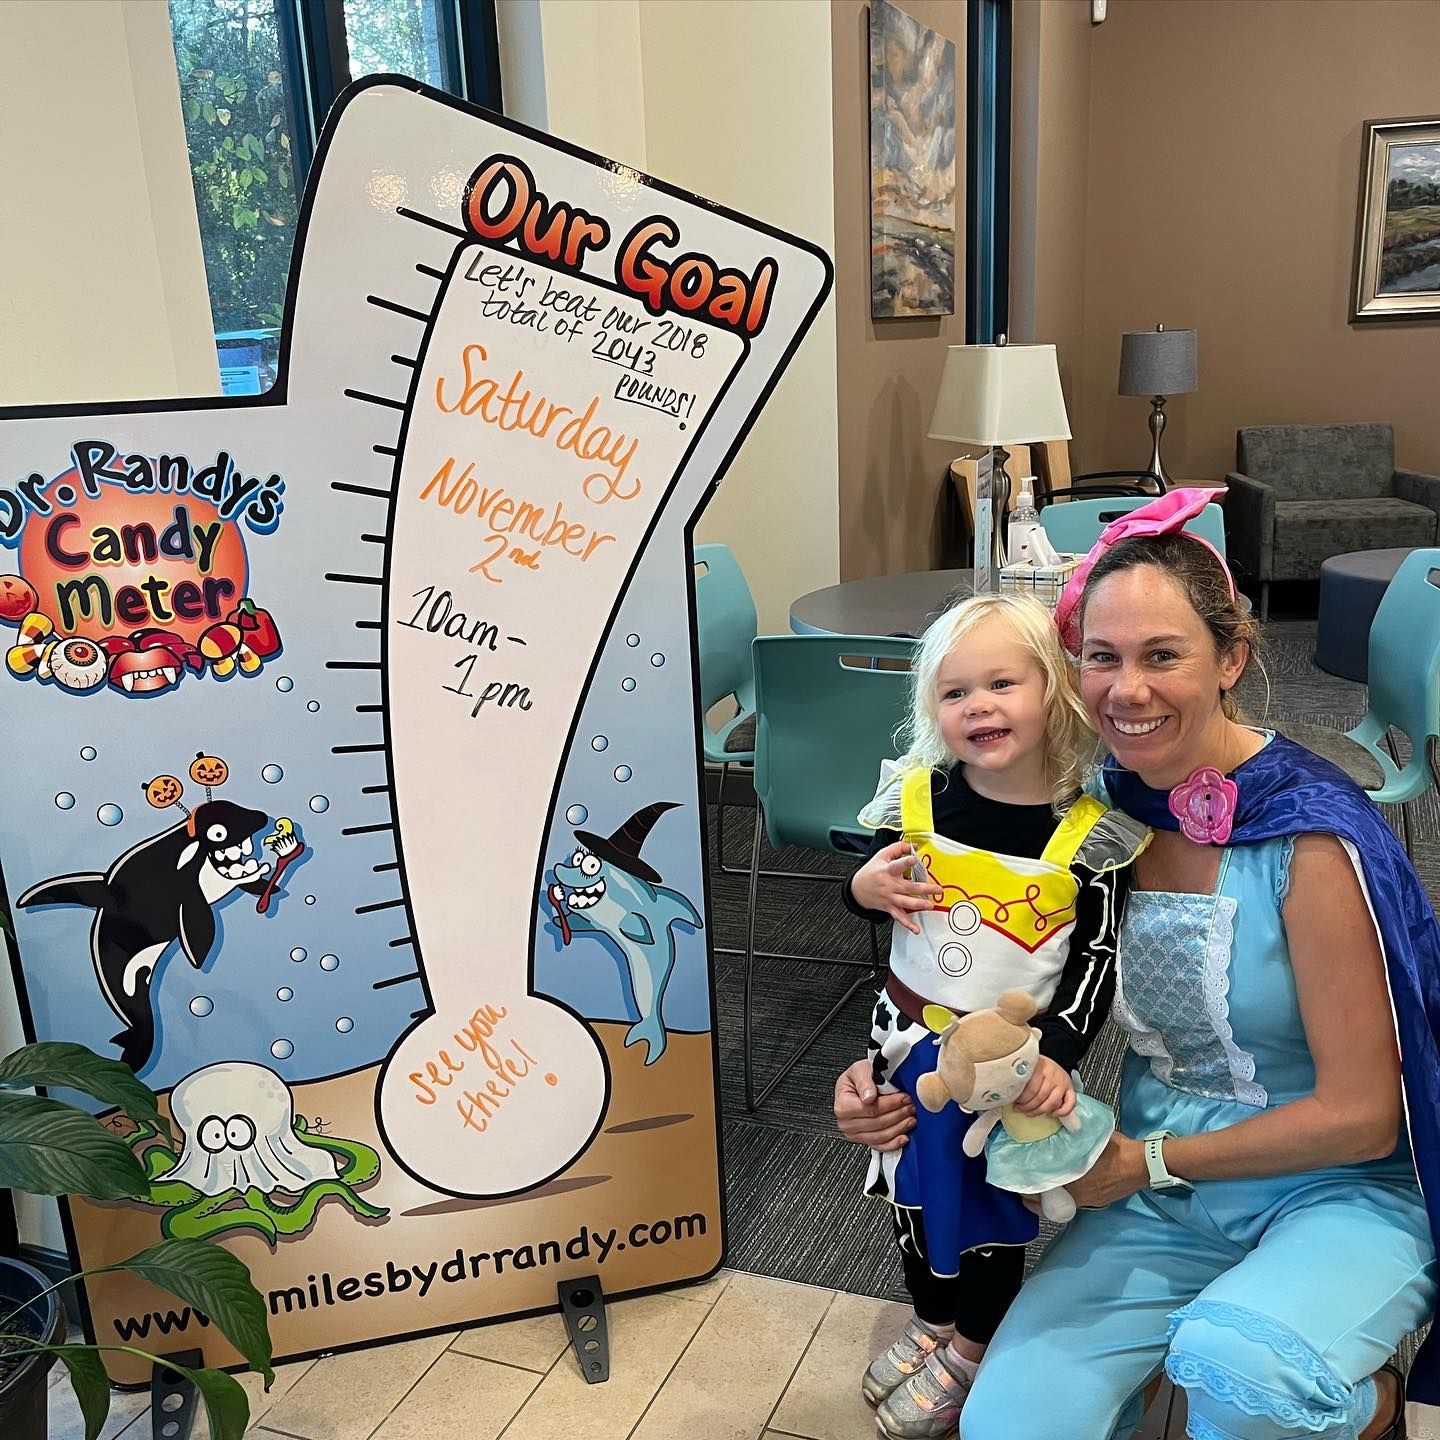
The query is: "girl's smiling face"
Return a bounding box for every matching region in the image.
[936,616,1049,789]
[1078,565,1247,788]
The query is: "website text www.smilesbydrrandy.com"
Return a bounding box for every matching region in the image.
[112,1211,709,1341]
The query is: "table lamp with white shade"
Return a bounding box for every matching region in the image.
[928,337,1072,590]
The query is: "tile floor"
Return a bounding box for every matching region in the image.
[45,1270,1440,1440]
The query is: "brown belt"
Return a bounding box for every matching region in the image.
[883,970,1045,1029]
[884,971,958,1027]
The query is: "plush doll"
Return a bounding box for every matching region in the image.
[915,989,1116,1222]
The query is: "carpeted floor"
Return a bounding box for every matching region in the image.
[711,620,1440,1313]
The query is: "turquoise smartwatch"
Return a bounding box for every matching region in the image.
[1143,1131,1193,1192]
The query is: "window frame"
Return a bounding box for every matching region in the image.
[275,0,503,184]
[965,0,1012,345]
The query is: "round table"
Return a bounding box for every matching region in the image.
[1314,548,1415,682]
[789,569,976,636]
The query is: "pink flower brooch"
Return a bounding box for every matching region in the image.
[1168,766,1239,846]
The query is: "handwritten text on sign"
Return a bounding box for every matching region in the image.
[375,244,741,1190]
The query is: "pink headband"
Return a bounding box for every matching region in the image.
[1054,487,1234,654]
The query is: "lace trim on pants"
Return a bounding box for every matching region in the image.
[1164,1299,1364,1436]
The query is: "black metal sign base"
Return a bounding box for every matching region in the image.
[557,1276,610,1384]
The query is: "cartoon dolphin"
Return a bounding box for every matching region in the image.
[18,799,272,1071]
[547,801,702,1065]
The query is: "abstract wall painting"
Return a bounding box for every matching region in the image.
[869,0,956,318]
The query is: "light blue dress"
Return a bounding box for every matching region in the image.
[961,831,1437,1440]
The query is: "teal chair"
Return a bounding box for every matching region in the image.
[1285,548,1440,857]
[694,545,830,886]
[744,633,917,1110]
[1038,497,1228,558]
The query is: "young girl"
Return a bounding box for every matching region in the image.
[842,593,1148,1440]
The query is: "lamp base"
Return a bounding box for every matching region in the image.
[991,445,1013,588]
[1147,397,1171,489]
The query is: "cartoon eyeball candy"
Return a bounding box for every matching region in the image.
[190,753,228,788]
[143,774,185,809]
[39,636,108,692]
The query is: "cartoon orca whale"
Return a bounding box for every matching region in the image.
[18,799,271,1071]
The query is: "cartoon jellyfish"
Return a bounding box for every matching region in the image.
[123,1060,387,1243]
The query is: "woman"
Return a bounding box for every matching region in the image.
[835,505,1440,1440]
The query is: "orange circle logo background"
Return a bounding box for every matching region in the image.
[19,472,249,645]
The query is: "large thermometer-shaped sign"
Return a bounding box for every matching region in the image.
[0,78,830,1376]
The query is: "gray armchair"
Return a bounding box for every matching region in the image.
[1226,423,1440,619]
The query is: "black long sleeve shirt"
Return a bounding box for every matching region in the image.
[843,768,1127,1073]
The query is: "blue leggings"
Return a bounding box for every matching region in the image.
[961,1177,1435,1440]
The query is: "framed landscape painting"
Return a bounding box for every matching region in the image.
[869,0,956,318]
[1352,115,1440,322]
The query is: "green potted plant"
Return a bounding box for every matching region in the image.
[0,1040,274,1440]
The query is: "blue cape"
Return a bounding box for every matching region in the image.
[1103,734,1440,1402]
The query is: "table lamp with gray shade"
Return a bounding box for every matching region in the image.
[1118,324,1197,489]
[929,338,1072,587]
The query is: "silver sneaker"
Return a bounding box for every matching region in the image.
[861,1316,950,1408]
[874,1347,974,1439]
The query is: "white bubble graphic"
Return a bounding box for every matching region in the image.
[591,735,608,751]
[565,804,589,825]
[270,1038,294,1060]
[189,996,214,1017]
[650,653,665,668]
[290,947,307,963]
[621,677,636,692]
[307,701,320,712]
[277,987,293,1002]
[336,1017,354,1033]
[55,792,75,810]
[309,795,329,812]
[614,765,632,783]
[319,954,339,971]
[304,895,316,905]
[276,676,294,692]
[97,804,123,827]
[261,764,284,784]
[625,634,640,647]
[80,746,97,761]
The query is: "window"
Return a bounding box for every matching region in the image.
[167,0,502,395]
[965,0,1011,345]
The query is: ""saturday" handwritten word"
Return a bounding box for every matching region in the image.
[435,344,639,506]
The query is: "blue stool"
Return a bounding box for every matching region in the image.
[1315,548,1415,683]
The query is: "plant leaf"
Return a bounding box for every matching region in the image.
[54,1345,112,1440]
[0,1092,147,1198]
[0,1040,171,1142]
[106,1239,274,1383]
[170,1360,251,1440]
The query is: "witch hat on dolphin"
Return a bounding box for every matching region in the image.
[574,801,677,885]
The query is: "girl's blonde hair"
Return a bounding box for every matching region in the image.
[895,593,1095,813]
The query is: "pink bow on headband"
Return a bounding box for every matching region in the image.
[1053,487,1234,654]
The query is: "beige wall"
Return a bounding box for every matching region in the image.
[0,0,218,406]
[0,0,219,1254]
[644,0,839,633]
[1076,0,1440,480]
[509,0,840,632]
[1011,0,1091,412]
[833,0,969,581]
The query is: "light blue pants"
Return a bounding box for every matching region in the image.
[960,1172,1435,1440]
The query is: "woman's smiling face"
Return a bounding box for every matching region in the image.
[1078,565,1247,787]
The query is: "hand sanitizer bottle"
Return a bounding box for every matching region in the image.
[1007,477,1043,566]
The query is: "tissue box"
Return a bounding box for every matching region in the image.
[998,555,1082,610]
